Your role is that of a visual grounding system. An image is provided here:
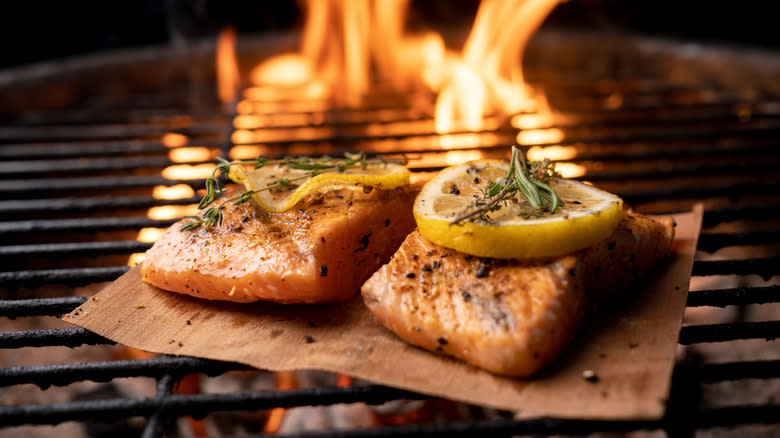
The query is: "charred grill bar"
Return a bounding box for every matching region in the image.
[1,27,779,437]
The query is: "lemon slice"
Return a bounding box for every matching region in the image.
[413,160,623,259]
[228,158,410,212]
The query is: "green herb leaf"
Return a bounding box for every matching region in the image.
[450,146,563,225]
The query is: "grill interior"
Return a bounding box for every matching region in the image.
[1,27,780,437]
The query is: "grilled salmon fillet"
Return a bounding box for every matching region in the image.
[361,211,674,377]
[141,186,417,304]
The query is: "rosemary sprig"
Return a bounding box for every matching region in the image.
[449,146,563,225]
[181,153,402,231]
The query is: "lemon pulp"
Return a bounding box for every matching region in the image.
[413,160,623,259]
[228,160,410,213]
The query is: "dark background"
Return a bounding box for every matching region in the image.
[1,0,777,70]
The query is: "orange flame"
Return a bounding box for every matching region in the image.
[435,0,561,133]
[217,27,240,105]
[237,0,560,148]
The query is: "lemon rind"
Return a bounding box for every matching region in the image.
[229,163,410,213]
[413,161,624,259]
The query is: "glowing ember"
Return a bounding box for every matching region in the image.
[168,147,212,163]
[161,133,189,148]
[152,184,195,200]
[127,253,146,267]
[147,205,199,220]
[161,164,216,180]
[136,228,166,243]
[438,132,499,150]
[527,145,577,161]
[516,127,564,145]
[512,112,553,130]
[555,162,586,178]
[229,145,272,160]
[444,150,485,166]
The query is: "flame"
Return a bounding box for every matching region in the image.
[434,63,487,134]
[434,0,561,133]
[217,27,240,104]
[232,0,560,153]
[251,53,313,86]
[263,371,299,434]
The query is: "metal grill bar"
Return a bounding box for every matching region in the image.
[691,258,780,280]
[0,357,251,389]
[680,321,780,344]
[694,360,780,382]
[5,182,779,217]
[0,241,152,257]
[697,232,780,253]
[0,327,112,349]
[0,385,425,427]
[0,176,201,196]
[0,196,198,216]
[687,286,780,307]
[0,217,178,235]
[0,156,194,176]
[703,206,780,227]
[614,182,780,204]
[0,122,224,142]
[0,266,129,287]
[0,297,87,317]
[0,140,171,159]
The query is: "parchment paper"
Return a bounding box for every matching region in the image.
[63,206,702,419]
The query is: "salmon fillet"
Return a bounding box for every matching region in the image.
[141,186,417,304]
[361,211,674,377]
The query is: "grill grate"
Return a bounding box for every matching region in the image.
[1,30,779,437]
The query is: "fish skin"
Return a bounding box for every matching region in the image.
[141,186,417,304]
[361,211,674,377]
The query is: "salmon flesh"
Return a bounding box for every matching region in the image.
[142,186,417,304]
[361,211,675,377]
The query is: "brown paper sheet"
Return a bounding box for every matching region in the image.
[63,206,702,419]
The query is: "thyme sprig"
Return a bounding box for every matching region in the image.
[181,153,402,231]
[449,146,563,225]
